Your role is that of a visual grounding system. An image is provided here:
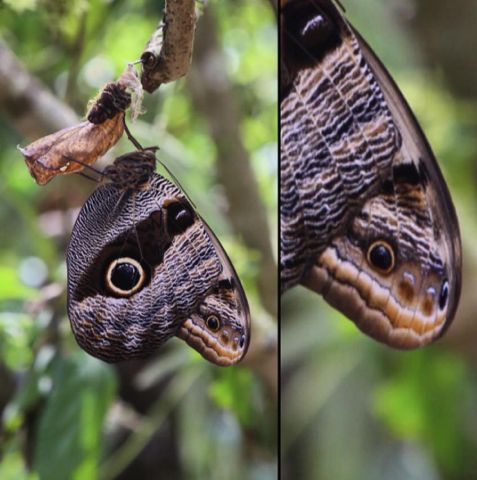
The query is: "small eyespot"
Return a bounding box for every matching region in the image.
[367,241,395,274]
[105,257,145,296]
[166,202,194,235]
[439,280,449,310]
[239,335,245,348]
[206,315,220,332]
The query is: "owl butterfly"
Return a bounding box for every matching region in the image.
[280,0,462,348]
[67,150,250,366]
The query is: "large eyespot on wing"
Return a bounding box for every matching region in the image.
[66,190,177,362]
[176,221,251,366]
[104,257,148,297]
[68,208,167,304]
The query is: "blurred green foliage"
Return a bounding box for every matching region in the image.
[0,0,277,479]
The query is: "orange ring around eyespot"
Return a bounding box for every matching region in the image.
[366,240,395,275]
[105,257,145,296]
[206,315,221,332]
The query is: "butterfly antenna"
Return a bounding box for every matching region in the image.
[108,193,131,260]
[77,171,103,183]
[156,158,197,210]
[108,190,128,224]
[334,0,346,13]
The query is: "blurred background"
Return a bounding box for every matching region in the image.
[282,1,477,479]
[0,1,277,479]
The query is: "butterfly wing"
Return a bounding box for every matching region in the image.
[67,176,182,362]
[67,170,250,364]
[354,30,461,334]
[281,0,461,347]
[280,0,400,289]
[176,218,251,366]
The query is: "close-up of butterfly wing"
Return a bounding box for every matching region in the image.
[339,30,462,343]
[280,0,399,291]
[281,0,461,348]
[282,1,477,479]
[177,218,251,366]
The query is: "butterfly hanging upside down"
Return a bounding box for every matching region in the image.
[67,150,250,366]
[280,0,462,348]
[19,63,250,366]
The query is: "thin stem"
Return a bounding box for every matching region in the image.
[123,116,144,150]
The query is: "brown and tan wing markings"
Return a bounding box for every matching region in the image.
[281,0,461,347]
[68,155,250,365]
[355,29,462,326]
[177,220,251,366]
[281,0,399,290]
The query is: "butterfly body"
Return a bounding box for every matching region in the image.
[67,151,250,365]
[281,0,461,347]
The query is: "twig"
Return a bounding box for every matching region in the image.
[0,40,78,139]
[140,0,197,93]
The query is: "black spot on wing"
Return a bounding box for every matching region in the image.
[381,178,395,195]
[283,0,345,64]
[73,211,169,302]
[393,162,425,186]
[218,278,234,291]
[281,0,347,98]
[418,159,430,185]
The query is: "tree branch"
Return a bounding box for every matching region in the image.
[140,0,197,93]
[0,40,78,140]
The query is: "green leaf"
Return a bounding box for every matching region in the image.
[209,367,255,426]
[0,450,39,480]
[0,266,37,301]
[33,352,116,480]
[0,312,37,369]
[2,0,37,13]
[373,349,472,475]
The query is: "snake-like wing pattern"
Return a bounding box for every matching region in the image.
[281,0,461,348]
